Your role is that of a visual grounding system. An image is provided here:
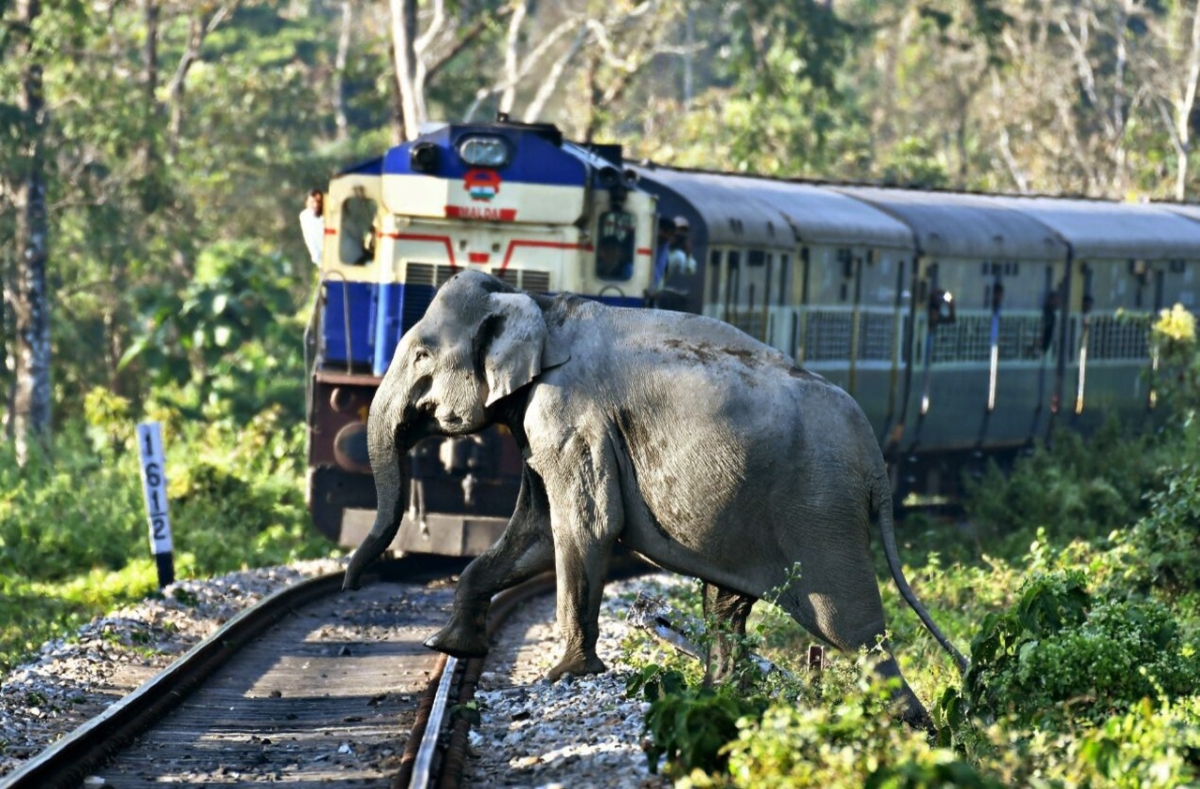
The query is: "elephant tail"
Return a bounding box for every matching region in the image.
[873,474,969,675]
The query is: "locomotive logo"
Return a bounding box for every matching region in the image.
[464,168,501,201]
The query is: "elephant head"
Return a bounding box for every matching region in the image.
[343,271,569,590]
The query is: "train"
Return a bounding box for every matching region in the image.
[304,117,1200,554]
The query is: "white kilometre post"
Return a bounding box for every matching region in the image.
[136,422,175,587]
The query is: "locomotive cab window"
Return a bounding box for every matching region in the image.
[339,195,379,266]
[595,209,635,281]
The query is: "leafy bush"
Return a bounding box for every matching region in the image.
[640,655,999,789]
[1063,698,1200,788]
[627,664,769,777]
[721,696,1001,789]
[964,421,1160,546]
[1125,460,1200,595]
[120,240,306,425]
[960,571,1200,726]
[1146,303,1199,422]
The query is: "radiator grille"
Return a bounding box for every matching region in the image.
[521,269,551,293]
[406,262,436,286]
[490,268,551,293]
[406,262,458,287]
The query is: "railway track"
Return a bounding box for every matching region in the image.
[0,557,558,789]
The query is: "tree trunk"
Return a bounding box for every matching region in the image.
[334,0,352,141]
[167,13,202,155]
[12,0,52,463]
[523,25,587,123]
[142,0,159,98]
[1176,0,1200,200]
[584,50,601,143]
[389,0,422,140]
[166,2,241,155]
[499,1,528,114]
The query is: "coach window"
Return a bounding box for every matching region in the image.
[748,249,767,310]
[595,209,635,281]
[340,195,379,266]
[709,249,722,303]
[837,248,853,302]
[777,254,790,305]
[725,250,742,320]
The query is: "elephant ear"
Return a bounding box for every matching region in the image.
[478,292,570,407]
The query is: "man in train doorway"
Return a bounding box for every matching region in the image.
[648,216,695,311]
[300,189,325,267]
[651,216,676,294]
[668,216,698,283]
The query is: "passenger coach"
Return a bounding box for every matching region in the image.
[632,165,1200,494]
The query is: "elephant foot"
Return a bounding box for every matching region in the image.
[900,704,937,737]
[546,652,607,682]
[424,622,489,658]
[893,689,937,736]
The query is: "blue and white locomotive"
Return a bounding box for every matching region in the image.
[307,118,1200,551]
[306,120,657,551]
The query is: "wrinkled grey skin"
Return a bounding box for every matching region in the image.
[344,270,967,730]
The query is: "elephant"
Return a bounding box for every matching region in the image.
[343,269,968,730]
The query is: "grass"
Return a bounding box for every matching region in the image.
[0,409,332,675]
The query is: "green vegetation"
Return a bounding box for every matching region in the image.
[622,308,1200,785]
[0,404,330,675]
[958,571,1200,727]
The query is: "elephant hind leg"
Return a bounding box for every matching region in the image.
[776,575,935,733]
[701,582,758,687]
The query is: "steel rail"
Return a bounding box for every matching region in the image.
[394,571,559,789]
[426,555,658,789]
[0,562,406,789]
[410,654,460,788]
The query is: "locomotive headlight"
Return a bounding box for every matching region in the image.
[458,136,510,167]
[411,142,439,173]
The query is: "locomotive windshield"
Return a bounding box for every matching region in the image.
[339,195,378,266]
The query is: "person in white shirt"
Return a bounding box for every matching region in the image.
[666,216,698,282]
[299,190,325,266]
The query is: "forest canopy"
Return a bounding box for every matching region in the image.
[2,0,1199,438]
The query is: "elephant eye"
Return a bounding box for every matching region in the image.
[414,348,430,363]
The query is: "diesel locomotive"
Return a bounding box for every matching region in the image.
[305,120,657,553]
[305,118,1200,553]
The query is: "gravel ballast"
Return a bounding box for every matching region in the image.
[0,560,689,787]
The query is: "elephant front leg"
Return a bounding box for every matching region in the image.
[542,440,623,682]
[425,467,555,658]
[702,582,757,687]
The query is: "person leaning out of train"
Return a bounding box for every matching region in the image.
[651,216,676,291]
[299,189,325,266]
[667,216,698,282]
[647,217,676,308]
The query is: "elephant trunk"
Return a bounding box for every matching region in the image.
[343,404,413,591]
